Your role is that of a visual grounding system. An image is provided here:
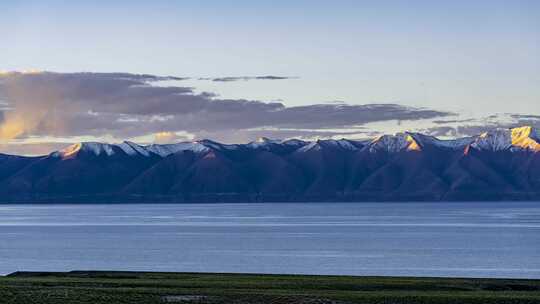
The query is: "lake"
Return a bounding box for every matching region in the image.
[0,202,539,278]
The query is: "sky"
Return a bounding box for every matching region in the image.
[0,0,539,155]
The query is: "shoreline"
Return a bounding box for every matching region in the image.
[1,200,540,205]
[5,270,540,281]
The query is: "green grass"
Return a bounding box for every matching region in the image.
[1,271,539,303]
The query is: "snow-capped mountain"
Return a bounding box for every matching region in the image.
[366,133,420,153]
[51,141,210,159]
[144,142,210,157]
[406,133,475,150]
[471,126,540,152]
[47,126,540,161]
[247,137,282,149]
[1,126,539,203]
[296,139,360,153]
[54,142,116,159]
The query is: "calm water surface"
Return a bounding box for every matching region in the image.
[0,202,539,278]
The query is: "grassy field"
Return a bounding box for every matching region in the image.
[0,271,539,304]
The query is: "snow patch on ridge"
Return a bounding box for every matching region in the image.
[471,129,512,151]
[510,126,540,151]
[295,139,358,153]
[55,142,116,159]
[469,126,540,152]
[144,142,210,157]
[282,139,307,146]
[367,133,420,153]
[322,139,358,150]
[118,141,151,156]
[408,133,474,150]
[247,137,281,149]
[296,141,321,153]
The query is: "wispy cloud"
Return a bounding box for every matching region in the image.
[199,76,297,82]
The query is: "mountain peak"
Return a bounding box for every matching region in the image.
[471,126,540,152]
[256,137,272,143]
[368,133,421,153]
[248,137,281,149]
[144,142,210,157]
[55,142,116,159]
[407,132,474,150]
[510,126,540,151]
[57,142,82,159]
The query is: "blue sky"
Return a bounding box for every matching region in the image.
[0,1,539,154]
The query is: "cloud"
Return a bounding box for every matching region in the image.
[194,128,372,143]
[424,114,540,137]
[0,142,72,156]
[153,131,194,144]
[510,114,540,120]
[0,72,452,152]
[432,118,475,124]
[199,76,296,82]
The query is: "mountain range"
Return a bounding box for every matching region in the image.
[1,126,540,203]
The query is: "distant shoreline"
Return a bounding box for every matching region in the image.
[1,199,539,205]
[6,270,540,281]
[1,194,540,204]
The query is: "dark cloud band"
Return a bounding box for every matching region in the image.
[0,72,452,144]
